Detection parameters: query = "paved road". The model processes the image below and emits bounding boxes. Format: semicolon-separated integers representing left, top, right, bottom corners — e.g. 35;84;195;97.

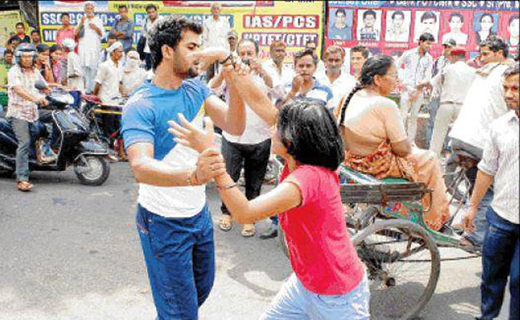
0;163;510;320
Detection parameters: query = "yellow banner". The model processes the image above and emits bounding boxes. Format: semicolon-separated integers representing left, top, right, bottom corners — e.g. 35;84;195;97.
38;1;324;61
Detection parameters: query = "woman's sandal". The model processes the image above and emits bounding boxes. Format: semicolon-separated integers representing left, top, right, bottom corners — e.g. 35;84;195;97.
241;224;256;237
17;181;33;192
219;215;233;232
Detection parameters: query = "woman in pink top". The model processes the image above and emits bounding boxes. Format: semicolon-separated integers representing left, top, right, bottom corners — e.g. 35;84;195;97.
170;99;370;320
49;44;63;84
56;13;76;47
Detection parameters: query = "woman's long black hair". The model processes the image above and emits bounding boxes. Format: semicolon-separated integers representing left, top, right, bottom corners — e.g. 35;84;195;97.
338;55;394;127
278;99;344;171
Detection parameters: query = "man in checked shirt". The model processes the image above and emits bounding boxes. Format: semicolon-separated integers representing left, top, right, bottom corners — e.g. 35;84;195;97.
463;64;519;320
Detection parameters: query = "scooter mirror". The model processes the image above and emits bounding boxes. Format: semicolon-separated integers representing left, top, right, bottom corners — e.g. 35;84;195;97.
35;80;48;91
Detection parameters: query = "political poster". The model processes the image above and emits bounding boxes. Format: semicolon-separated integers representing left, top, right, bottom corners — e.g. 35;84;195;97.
38;0;325;62
326;0;520;61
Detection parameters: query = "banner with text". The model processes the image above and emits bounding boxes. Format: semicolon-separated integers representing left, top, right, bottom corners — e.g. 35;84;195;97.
38;0;325;62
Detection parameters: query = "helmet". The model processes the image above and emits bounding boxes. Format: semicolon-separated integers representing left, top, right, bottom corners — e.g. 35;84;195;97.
14;43;37;66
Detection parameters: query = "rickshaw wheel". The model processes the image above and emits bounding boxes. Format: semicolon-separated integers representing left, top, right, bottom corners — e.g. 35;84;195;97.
352;219;440;320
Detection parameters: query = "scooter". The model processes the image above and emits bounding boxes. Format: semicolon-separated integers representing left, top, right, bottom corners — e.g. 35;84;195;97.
0;82;111;186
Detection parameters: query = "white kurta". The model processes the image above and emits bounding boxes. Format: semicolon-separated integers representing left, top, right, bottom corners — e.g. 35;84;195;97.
77;16;104;68
202;16;230;50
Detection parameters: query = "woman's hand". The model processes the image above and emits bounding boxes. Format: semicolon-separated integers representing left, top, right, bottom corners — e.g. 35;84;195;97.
168;114;215;154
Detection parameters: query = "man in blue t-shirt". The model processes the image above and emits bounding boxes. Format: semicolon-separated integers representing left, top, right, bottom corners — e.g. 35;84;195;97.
121;15;246;319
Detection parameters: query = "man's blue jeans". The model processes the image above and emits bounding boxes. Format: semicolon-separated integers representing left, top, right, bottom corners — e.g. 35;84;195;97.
136;204;215;320
480;207;519;320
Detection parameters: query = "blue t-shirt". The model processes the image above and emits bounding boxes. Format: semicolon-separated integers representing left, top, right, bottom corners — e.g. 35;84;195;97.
121;78;212;218
122;78;211;160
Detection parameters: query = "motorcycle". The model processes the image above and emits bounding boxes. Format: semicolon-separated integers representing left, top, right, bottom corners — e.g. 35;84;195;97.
0;82;111;186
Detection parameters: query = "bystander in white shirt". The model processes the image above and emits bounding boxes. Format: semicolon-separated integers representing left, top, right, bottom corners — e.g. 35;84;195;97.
223;74;271;145
428;59;476;155
430;60;476;105
202;16;230;50
78;15;104;70
449;62;510;149
396;46;434;141
397;47;433;92
262;59;295;102
478;110;519;223
95;43;123;104
316;69;357;111
62;39;84;91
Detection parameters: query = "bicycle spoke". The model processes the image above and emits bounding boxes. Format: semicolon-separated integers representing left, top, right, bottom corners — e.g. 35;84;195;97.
357;224;437;319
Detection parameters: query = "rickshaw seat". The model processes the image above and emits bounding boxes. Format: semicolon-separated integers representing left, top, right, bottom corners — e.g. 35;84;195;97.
339;166;428;204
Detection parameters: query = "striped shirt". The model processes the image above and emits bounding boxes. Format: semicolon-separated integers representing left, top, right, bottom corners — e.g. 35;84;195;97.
478;110;519;224
283;78;334;110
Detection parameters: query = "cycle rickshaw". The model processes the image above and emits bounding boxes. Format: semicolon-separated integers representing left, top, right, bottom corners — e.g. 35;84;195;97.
278;165;479;320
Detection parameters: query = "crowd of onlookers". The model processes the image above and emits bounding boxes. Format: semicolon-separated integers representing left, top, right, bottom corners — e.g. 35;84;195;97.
0;2;153;107
1;2;518;319
1;1;518;231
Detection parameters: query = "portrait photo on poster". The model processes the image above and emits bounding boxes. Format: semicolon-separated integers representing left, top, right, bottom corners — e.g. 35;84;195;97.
328;8;353;40
385;10;411;42
473;12;498;45
414;11;441;43
357;9;382;41
441;12;469;45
